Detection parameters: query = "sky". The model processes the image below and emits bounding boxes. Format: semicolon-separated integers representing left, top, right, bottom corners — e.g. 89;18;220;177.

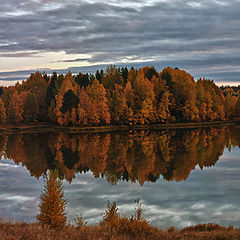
1;0;240;86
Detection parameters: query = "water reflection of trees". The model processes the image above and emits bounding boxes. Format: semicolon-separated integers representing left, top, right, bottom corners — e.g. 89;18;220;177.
0;126;239;185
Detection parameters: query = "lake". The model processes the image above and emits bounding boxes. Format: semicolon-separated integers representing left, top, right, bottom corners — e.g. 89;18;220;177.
0;125;240;229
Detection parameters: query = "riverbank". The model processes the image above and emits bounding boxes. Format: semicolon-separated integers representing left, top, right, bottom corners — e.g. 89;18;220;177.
0;120;237;133
0;221;239;240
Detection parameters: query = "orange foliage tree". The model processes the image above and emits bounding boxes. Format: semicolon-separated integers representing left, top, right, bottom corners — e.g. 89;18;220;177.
36;170;67;229
0;98;6;124
87;78;110;125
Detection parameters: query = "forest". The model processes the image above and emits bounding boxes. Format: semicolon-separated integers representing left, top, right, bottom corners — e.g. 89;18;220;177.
0;65;240;126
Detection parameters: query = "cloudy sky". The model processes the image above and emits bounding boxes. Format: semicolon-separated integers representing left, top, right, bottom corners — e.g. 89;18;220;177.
1;0;240;86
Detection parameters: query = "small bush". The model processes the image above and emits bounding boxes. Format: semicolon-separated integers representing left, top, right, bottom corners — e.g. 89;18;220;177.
73;214;87;228
101;200;152;237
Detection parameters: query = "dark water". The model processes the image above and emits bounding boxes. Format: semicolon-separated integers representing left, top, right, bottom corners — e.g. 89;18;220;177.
0;125;240;228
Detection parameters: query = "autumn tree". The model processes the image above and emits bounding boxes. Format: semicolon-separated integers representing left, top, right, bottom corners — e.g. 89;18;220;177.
53;72;79;125
196;79;215;121
127;67;137;85
110;84;129;124
132;68;155;124
0;98;6;124
160;67;174;92
152;75;166;104
102;65;121;89
196;79;207;120
23;93;38;122
224;93;237;119
36;170;67;229
208;80;225;120
124;81;135;123
197;79;225;121
151;74;171;123
77;88;99;126
234;97;240;117
171;68;199;122
21;72;48;121
6;90;26;124
157;90;171;122
1;86;16;111
87;78;110;125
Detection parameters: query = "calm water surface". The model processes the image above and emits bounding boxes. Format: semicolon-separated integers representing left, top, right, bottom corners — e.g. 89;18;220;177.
0;125;240;228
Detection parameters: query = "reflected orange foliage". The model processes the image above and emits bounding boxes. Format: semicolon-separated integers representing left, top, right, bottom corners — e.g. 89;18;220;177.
1;126;237;184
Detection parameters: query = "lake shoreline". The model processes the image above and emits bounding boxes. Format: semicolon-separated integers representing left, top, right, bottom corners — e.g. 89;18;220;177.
0;120;237;133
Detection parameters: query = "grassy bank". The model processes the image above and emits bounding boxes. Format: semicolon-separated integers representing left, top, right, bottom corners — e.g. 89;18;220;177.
0;120;236;133
0;221;239;240
1;200;239;240
2;200;239;239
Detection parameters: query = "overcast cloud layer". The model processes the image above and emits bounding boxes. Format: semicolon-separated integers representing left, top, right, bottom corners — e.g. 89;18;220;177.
1;0;240;85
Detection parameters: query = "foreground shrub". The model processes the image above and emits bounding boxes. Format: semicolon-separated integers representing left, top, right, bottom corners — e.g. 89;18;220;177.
101;200;153;237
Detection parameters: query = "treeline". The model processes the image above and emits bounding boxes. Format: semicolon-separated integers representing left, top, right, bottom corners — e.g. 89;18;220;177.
1;127;238;184
221;85;240;97
0;65;240;126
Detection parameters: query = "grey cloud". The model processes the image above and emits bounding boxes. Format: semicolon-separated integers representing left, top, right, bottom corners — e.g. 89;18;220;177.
55;58;90;63
0;52;39;57
1;0;240;81
0;77;28;81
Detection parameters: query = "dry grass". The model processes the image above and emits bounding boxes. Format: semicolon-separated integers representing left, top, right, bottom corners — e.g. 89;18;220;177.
1;202;240;240
1;222;240;240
